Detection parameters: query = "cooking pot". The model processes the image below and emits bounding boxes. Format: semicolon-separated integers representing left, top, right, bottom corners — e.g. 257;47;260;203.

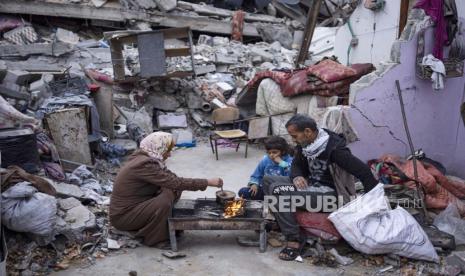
216;190;236;205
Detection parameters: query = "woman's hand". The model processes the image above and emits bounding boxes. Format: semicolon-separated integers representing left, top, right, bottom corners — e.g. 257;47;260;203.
207;178;223;188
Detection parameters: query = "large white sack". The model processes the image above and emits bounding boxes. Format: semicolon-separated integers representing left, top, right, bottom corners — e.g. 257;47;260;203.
1;182;57;236
328;184;439;263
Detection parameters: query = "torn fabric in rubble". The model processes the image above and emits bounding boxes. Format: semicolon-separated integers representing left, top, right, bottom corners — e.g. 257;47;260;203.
422;54;445;90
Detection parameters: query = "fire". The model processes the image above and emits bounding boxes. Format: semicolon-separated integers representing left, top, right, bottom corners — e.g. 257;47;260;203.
223;198;245;218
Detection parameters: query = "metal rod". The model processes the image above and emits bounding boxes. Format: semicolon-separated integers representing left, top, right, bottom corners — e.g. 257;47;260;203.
296;0;322;65
395;80;429;222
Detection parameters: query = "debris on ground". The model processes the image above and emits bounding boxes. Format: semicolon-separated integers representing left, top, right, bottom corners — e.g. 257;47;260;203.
0;0;464;275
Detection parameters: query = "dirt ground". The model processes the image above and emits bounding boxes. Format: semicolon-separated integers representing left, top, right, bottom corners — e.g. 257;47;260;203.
51;143;385;276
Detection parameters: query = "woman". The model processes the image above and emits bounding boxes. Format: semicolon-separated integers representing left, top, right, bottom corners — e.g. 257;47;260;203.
110;131;223;246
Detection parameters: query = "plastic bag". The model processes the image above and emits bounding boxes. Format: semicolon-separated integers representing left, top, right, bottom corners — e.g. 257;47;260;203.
1;182;57;236
433;204;465;245
328;184;439;262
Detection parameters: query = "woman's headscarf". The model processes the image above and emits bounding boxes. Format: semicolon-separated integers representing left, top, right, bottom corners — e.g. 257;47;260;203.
139;132;174;162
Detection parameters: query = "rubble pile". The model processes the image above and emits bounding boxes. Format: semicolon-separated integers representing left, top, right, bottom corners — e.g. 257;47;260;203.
1;0;464;275
0;163;145;275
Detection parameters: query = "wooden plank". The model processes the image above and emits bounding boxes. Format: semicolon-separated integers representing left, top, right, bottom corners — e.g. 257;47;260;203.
177;1;284;24
0;1;260;37
45;108;92;166
165;47;191;57
296;0;322;65
398;0;410;38
0;42;74;57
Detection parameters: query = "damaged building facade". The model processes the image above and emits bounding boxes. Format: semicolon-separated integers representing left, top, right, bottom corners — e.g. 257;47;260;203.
0;0;465;275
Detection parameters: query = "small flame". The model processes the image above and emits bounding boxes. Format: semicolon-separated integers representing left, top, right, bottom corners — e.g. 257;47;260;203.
223;198;245;218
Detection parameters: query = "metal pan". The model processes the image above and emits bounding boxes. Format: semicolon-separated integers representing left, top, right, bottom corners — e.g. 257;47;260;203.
216;190;236;205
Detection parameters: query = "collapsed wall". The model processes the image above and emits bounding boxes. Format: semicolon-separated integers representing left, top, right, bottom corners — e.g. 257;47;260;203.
347;7;465;178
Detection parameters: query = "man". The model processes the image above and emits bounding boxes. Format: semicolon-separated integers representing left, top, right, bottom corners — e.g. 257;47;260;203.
263;114;378;261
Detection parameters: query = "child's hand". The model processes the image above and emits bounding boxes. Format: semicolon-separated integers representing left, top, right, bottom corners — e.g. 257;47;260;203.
249;184;258;196
269;153;283;164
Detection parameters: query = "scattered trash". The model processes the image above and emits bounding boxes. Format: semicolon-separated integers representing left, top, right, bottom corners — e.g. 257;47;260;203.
106;238;121;250
328;248;354;266
162;251;186;259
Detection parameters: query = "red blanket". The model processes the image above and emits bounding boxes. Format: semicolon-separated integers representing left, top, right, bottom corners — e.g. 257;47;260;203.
380;154;465;216
246;60;374;98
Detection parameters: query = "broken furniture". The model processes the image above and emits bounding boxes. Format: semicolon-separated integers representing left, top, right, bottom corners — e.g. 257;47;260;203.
209;107;248;160
44;108;92;166
106;27;195;82
168;199;267;252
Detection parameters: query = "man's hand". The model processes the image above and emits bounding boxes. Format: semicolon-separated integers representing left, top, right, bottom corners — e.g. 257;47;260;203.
293;176;308;190
249;184;258;196
207;178;223;188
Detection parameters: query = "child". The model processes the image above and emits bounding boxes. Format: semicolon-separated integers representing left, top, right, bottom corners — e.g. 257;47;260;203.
238;136;293;200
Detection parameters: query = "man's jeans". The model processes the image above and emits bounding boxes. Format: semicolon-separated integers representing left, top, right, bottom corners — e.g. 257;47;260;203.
263;176;337;241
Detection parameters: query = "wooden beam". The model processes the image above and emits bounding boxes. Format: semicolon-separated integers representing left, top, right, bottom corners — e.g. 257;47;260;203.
296;0;322;65
0;42;74;57
398;0;410;38
177;1;284;24
165;47;191;57
0;0;261;37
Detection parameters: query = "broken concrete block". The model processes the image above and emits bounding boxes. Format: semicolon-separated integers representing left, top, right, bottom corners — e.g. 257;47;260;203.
91;0;108;8
29;74;54;93
270;41;282;52
252;55;263;65
134;0;157;9
0;82;30;100
194;64;216;75
197;34;213;46
111;139;138;153
256;24;293;50
216;65;229;73
56;28;80;45
155;0;176;11
186;92;203;109
146;93;180;111
51;182;85;199
292;30;304;50
250;47;274;62
157;113;188;129
215;82;234;94
3;25;38;45
447;251;465;273
213;36;229;46
215;53;238;65
3;70;32;86
172;129;193;144
64;204;96;232
58;197;82;211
